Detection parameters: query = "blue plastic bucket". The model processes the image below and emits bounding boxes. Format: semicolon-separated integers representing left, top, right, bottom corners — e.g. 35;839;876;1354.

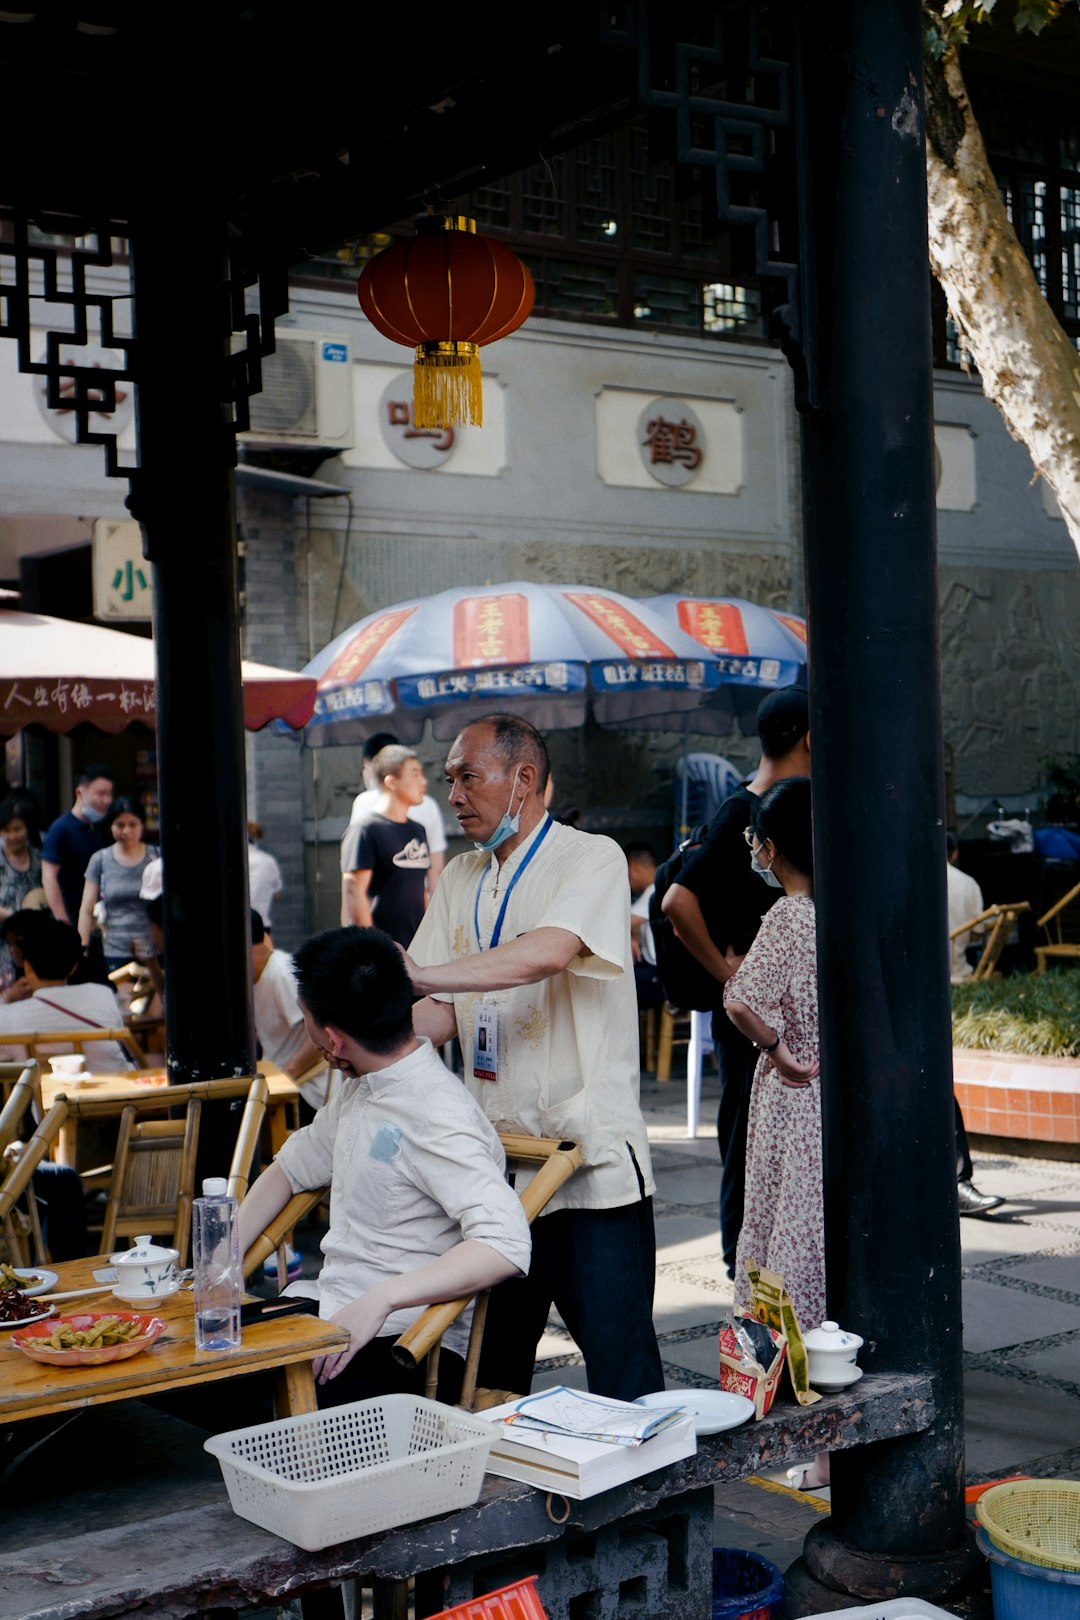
976;1524;1080;1620
711;1547;785;1620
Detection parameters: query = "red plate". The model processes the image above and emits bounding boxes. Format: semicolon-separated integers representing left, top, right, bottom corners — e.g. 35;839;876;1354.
11;1309;167;1366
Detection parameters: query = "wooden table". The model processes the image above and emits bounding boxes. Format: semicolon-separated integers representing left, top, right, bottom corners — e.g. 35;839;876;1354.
40;1064;304;1167
0;1255;347;1426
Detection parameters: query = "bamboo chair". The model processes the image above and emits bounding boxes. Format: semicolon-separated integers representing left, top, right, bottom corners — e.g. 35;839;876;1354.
2;1025;147;1071
0;1090;69;1267
62;1075;269;1265
239;1132;585;1412
1034;878;1080;973
393;1132;584;1412
0;1061;47;1265
950;901;1030;981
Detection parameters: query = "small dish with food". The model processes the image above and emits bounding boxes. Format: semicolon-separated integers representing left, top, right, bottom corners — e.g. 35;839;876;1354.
11;1310;167;1366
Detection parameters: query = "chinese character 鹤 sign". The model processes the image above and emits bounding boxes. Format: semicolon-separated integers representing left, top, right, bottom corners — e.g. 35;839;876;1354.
636;398;706;487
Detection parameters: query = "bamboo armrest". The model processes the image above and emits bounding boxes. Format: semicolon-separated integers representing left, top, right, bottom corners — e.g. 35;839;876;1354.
948;900;1030;942
0;1098;70;1221
392;1138;585;1370
1037;877;1080;929
242;1185;328;1279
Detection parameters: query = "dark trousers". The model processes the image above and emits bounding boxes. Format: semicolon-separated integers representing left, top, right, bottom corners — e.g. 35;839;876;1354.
711;1012;757;1277
314;1334;465;1409
477;1195;664;1401
31;1162;88;1260
955;1097;973;1182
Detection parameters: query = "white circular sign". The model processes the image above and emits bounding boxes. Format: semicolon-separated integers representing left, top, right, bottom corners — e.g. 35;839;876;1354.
637;398;706;487
377;372;458;469
34;340;134;445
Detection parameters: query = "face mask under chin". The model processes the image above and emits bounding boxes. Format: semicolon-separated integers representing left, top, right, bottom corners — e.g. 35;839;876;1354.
473;766;523;854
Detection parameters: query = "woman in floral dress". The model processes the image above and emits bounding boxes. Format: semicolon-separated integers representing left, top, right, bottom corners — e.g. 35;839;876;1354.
723;776;823;1331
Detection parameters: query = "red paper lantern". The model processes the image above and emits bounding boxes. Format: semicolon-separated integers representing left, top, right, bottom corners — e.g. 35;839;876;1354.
357;213;535;429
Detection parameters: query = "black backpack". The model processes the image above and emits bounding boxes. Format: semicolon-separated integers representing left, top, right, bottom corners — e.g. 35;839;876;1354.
648;824;724;1012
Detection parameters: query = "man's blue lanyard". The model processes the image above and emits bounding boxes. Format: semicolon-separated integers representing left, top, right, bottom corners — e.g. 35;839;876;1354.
474;815;555;951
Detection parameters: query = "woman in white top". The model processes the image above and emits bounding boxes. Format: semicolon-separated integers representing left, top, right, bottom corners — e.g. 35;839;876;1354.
77;796;159;976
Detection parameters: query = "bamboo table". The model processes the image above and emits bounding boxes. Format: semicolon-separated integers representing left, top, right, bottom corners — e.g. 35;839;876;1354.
0;1255;347;1425
40;1063;303;1167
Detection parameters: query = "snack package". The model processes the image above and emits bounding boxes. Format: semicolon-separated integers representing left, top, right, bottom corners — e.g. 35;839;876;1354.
719;1311;786;1417
743;1258;821;1407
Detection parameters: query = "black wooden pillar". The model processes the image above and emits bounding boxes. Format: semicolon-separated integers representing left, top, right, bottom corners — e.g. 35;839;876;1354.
789;0;973;1605
129;216;256;1106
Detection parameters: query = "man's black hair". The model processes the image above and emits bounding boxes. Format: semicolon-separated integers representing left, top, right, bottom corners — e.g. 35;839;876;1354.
467;712;551;791
362;731;400;763
946;830;959;858
76;762;115;787
750;776;814;878
250;909;266;945
21;917;83;981
624;841;657;865
755;686;809;762
293;926;415;1055
145;896;164;928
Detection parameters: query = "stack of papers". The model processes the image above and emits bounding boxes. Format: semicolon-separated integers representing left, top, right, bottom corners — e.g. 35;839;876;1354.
480;1387;697;1499
503;1386;686;1447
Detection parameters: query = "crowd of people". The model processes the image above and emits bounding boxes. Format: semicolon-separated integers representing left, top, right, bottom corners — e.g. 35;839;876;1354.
3;699;997;1484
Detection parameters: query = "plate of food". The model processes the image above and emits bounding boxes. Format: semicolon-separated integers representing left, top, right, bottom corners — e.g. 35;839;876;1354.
0;1262;58;1297
635;1388;756;1436
11;1310;167;1366
0;1289;55;1330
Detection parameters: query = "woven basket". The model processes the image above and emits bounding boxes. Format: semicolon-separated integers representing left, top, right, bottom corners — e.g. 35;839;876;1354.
975;1480;1080;1573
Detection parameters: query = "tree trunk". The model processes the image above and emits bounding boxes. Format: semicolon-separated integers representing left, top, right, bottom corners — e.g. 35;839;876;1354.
924;36;1080;556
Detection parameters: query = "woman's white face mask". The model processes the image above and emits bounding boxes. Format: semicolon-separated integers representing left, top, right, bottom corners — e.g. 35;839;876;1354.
751;844;783;889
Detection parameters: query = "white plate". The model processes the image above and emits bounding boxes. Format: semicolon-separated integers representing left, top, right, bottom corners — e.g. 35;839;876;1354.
0;1303;55;1330
635;1389;755;1436
2;1267;58;1298
811;1364;864;1394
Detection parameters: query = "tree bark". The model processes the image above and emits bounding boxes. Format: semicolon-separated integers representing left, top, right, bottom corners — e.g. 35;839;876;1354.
924;35;1080;556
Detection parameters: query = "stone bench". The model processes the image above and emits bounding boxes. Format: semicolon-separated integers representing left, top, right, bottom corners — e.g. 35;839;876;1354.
0;1373;933;1620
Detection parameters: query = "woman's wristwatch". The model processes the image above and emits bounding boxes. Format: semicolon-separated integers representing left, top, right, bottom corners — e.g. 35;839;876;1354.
755;1033;781;1053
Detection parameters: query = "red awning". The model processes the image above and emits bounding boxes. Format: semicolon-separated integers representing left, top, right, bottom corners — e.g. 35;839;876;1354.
0;610;315;735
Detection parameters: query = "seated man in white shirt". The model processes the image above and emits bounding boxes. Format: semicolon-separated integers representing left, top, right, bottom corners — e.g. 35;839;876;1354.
237;925;531;1407
0;914;129;1071
251;910;329;1110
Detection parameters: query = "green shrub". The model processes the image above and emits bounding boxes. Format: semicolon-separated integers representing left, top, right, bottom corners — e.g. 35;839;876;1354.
953;969;1080;1058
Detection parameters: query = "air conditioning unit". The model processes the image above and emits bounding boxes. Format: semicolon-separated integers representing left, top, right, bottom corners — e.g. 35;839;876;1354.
241;332;354;451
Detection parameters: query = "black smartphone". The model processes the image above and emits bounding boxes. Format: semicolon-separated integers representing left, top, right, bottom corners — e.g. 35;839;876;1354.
240;1295;321;1325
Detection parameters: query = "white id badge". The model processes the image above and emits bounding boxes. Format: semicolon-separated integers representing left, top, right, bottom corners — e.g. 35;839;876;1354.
473;1004;499;1082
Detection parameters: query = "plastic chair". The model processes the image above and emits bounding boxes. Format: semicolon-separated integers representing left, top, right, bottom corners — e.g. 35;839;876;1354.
673;752;740;840
656;1005;716;1137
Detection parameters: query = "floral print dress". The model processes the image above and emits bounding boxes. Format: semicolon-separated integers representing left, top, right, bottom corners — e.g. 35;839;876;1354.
723;893;825;1331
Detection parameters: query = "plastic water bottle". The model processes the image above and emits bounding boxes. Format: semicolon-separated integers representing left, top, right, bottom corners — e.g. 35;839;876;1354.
192;1177;242;1351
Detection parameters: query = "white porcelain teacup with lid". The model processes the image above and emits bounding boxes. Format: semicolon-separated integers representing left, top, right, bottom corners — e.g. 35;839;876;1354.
802;1320;864;1390
112;1234;181;1301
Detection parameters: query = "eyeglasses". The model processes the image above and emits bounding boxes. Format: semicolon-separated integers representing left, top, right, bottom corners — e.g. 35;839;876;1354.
742;827;757;848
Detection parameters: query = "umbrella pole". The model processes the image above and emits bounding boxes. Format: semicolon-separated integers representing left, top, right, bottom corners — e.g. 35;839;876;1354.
679;714;689;842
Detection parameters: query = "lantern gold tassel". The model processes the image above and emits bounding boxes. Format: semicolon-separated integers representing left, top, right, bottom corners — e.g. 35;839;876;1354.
413;340;483;429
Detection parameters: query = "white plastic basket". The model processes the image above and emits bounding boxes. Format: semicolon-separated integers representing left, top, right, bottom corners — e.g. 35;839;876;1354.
204;1394;494;1551
811;1603;957;1618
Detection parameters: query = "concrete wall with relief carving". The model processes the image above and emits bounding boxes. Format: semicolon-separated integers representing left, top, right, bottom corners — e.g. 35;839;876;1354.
934;374;1080;809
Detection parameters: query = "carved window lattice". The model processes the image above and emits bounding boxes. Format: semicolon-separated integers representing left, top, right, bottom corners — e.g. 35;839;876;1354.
0;209;288;482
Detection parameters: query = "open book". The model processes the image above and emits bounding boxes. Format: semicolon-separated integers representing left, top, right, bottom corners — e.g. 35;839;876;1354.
501;1385;687;1447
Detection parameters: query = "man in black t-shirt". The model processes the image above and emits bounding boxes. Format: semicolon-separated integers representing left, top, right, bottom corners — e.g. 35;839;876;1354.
662;687;810;1276
339;746;430;947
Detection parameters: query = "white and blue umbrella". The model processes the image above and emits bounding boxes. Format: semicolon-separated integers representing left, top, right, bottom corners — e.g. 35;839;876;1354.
298;581;731;747
642;594;808;735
